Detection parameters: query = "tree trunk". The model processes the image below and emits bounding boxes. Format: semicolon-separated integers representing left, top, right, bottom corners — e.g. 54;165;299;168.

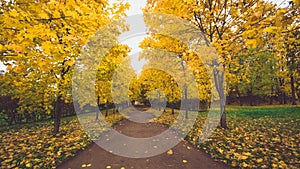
105;101;108;117
213;64;227;129
184;85;188;119
283;92;287;104
290;74;296;105
279;76;286;105
96;95;100;120
158;93;161;111
116;104;119;113
171;88;175;115
163;97;166;113
237;89;242;106
219;84;227;129
248;89;253;106
54;95;62;134
269;96;273;105
220;104;227;129
171;102;175;115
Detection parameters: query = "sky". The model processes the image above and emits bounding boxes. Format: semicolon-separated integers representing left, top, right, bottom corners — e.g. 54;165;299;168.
0;0;288;72
114;0;148;74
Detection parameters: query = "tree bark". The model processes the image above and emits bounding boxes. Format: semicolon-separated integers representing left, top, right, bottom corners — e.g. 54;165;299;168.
184;85;188;119
283;92;287;104
219;81;227;129
290;74;296;105
53;95;62;134
269;96;273;105
213;64;227;129
158;93;161;111
96;95;100;120
163;97;166;113
116;104;119;113
220;104;227;129
171;102;175;115
237;89;242;106
269;86;274;105
105;101;108;117
171;88;175;115
247;89;253;106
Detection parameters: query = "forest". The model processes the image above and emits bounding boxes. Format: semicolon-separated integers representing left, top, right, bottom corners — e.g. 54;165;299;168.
0;0;299;168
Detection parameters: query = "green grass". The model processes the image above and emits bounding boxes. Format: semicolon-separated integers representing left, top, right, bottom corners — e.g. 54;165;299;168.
154;105;300;169
1;106;299;168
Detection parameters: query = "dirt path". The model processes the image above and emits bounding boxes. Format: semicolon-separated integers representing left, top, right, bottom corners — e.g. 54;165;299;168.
58;110;228;169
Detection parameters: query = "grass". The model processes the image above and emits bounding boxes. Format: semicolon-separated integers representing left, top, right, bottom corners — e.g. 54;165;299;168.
0;106;299;168
153;105;300;168
0;109;123;169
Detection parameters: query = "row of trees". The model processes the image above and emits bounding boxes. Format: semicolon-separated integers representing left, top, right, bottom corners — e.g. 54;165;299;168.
0;0;131;133
0;0;299;132
134;0;299;128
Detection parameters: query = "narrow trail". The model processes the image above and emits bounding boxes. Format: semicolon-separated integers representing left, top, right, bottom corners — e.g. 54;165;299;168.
58;108;228;169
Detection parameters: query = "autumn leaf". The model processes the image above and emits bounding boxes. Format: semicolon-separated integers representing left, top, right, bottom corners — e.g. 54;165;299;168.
167;149;173;155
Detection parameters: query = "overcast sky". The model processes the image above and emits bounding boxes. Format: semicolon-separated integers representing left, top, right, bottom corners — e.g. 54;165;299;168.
114;0;148;74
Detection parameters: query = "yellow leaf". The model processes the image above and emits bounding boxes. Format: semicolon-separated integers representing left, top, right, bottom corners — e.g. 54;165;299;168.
106;166;111;169
10;10;18;17
182;160;188;163
246;39;257;48
231;161;237;167
167;149;173;155
217;148;224;154
242;152;251;156
25;162;31;168
240;155;248;160
263;27;278;33
242;162;248;167
256;158;263;163
66;59;74;66
82;164;87;168
39;12;49;18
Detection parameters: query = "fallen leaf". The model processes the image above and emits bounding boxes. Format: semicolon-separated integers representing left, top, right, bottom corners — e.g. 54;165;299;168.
182;160;188;163
167;149;173;155
256;158;263;163
217;148;224;154
25;163;31;168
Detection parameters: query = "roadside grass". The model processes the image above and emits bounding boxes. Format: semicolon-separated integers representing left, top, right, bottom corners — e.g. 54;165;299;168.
1;106;299;168
154;106;300;169
0;109;123;169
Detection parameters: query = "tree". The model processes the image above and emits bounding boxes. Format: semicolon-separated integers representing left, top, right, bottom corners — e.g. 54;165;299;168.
236;51;278;106
95;44;133;117
274;1;299;105
0;0;129;133
143;0;282;128
137;68;181;113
